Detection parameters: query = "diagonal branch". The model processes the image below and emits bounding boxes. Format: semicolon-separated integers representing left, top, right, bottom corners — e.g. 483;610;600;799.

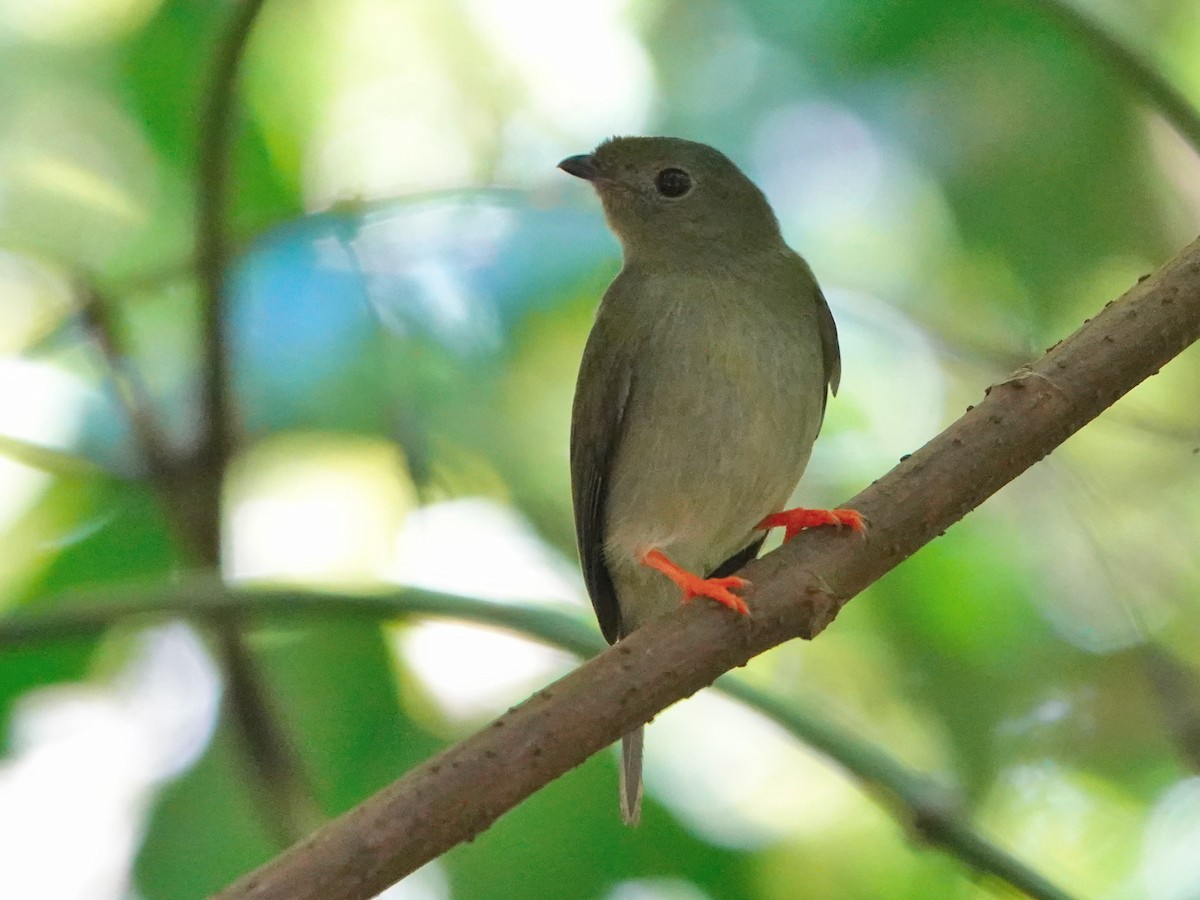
721;681;1075;900
1012;0;1200;153
74;278;176;475
215;237;1200;900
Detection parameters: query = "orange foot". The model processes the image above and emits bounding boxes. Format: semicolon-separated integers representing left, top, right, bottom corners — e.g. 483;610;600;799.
641;549;749;615
758;507;866;543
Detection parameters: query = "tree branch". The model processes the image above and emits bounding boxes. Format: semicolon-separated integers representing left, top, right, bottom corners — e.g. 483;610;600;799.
194;0;266;540
722;682;1076;900
194;0;318;846
0;582;1074;899
0;583;602;657
1012;0;1200;152
73;278;175;476
210;238;1200;899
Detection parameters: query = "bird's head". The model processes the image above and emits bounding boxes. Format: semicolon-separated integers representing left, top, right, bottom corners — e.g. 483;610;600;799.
559;136;781;263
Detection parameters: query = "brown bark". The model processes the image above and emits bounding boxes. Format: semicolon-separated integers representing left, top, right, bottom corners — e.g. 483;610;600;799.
215;237;1200;900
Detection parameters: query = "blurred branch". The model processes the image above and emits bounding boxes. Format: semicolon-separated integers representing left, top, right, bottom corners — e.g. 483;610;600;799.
73;279;175;475
193;0;318;848
0;581;1073;900
1014;0;1200;153
208;236;1200;898
71;277;226;549
724;683;1075;900
1142;646;1200;772
0;582;603;657
195;0;267;532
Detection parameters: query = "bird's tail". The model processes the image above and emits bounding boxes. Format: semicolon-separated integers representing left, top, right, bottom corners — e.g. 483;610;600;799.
619;727;644;826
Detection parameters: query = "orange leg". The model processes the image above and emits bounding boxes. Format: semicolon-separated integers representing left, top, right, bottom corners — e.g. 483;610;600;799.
758;507;866;543
641;549;750;615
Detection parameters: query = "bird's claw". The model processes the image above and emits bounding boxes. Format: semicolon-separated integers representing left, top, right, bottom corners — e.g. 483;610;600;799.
680;575;750;615
759;507;866;542
641;549;751;615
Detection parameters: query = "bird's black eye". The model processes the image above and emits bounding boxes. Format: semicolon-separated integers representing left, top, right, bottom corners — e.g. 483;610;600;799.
654;167;692;198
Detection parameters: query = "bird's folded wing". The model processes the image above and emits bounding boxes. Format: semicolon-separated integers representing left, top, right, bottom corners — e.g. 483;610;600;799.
570;316;635;644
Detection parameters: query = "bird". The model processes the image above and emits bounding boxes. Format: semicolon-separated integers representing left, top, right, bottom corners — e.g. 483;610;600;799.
560;136;863;825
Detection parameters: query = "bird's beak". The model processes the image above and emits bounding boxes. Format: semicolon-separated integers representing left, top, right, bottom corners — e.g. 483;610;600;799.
558;153;599;181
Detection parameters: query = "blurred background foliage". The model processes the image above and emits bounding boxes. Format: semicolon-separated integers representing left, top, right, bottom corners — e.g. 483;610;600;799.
0;0;1199;897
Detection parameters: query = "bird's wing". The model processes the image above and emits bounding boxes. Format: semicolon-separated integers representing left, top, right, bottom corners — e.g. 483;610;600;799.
708;536;767;579
814;283;842;397
787;252;842;399
570;298;636;645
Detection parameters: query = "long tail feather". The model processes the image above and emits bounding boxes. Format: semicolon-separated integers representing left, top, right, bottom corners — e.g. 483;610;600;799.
619;727;644;825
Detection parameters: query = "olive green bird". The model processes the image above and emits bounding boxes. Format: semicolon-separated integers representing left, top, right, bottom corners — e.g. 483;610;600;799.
560;136;864;825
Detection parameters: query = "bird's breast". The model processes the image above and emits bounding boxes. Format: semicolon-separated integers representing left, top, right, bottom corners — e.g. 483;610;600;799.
603;280;826;589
